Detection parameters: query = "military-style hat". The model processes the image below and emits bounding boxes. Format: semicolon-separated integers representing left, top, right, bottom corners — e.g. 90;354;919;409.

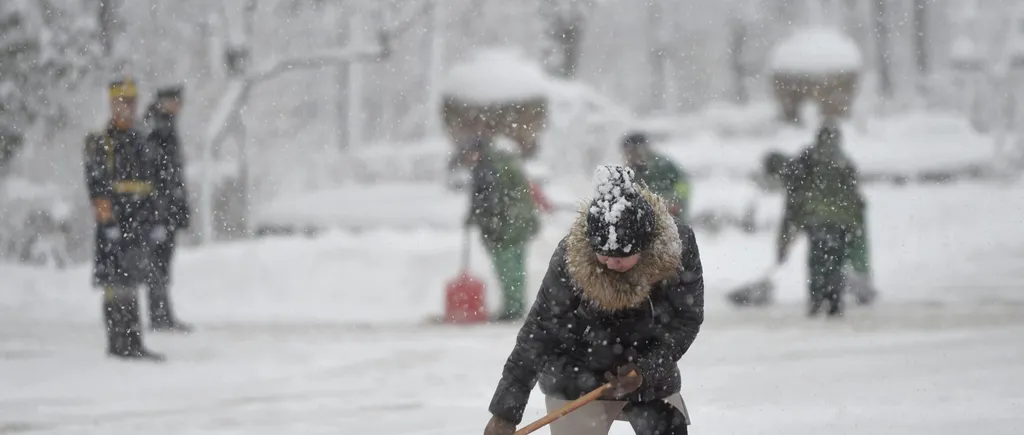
156;85;183;100
108;77;138;99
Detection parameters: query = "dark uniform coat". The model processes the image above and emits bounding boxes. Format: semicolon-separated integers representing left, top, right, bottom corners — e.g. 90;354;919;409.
145;105;190;230
84;123;168;287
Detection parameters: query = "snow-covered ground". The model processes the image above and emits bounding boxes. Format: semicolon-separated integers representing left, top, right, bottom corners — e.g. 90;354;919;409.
2;175;1024;434
3;104;1024;434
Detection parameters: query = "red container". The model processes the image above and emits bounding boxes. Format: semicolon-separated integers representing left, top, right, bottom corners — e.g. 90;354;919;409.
529;181;553;213
444;272;489;324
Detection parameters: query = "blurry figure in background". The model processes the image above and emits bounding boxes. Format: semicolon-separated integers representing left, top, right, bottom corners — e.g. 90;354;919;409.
457;136;540;322
776;121;869;317
84;77;165;361
143;85;193;333
762;147;877;307
622;132;692;227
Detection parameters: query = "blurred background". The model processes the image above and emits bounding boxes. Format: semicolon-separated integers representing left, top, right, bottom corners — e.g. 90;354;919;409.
2;0;1024;434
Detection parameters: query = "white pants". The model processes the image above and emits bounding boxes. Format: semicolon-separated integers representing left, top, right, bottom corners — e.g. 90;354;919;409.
544;393;690;435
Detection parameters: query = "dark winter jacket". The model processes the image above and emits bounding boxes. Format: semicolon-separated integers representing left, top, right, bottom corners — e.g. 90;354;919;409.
488;187;704;425
467;148;539;246
145;105;191;230
779;141;863;234
84;123;168;287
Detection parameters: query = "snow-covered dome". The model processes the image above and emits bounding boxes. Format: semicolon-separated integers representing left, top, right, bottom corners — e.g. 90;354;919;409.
950;36;985;66
442;48;550;104
769;27;863;75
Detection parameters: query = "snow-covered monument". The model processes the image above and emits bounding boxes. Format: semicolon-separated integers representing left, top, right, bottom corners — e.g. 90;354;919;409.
439;48;633;181
768;26;864;124
440;50;549;158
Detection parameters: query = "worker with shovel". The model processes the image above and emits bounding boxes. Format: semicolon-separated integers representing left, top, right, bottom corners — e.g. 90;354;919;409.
484;165;703;435
728;122;877;310
457;136;541;322
775;122;867;316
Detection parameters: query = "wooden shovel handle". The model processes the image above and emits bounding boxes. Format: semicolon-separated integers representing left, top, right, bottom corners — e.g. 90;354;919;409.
513;371;638;435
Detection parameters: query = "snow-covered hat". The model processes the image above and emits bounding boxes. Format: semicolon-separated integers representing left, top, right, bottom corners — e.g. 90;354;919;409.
586;165;655;257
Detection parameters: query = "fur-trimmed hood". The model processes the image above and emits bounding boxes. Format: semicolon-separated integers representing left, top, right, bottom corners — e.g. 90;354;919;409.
565;186;683;311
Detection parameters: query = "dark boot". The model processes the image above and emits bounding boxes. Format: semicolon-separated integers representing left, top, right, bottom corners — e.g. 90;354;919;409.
148;284;193;333
623;400;689;435
807;296;826;317
827;296;845;317
104;287;165;362
147;236;192;333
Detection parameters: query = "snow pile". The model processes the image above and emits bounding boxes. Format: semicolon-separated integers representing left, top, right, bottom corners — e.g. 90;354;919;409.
589;165;637;252
442;48;551;104
769;27;863;74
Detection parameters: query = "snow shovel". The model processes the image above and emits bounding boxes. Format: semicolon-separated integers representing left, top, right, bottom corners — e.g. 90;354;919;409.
441;223;489;324
514;371;639;435
726;263;779;307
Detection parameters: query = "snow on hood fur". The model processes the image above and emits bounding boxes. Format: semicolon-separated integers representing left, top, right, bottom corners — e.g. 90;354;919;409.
565;186;683;311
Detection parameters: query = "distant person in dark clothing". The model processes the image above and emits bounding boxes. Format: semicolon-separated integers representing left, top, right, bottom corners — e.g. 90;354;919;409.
84;77;165;360
776;121;867;316
143;85;193;332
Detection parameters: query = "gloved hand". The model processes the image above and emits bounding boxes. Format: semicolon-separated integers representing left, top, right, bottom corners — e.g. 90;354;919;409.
483;415;516;435
600;362;643;400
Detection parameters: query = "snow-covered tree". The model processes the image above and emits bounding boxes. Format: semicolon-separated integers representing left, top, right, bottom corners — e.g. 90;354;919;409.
538;0;595;79
0;0;100;170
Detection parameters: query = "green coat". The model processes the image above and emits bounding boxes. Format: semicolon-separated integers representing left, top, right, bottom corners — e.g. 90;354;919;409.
778;144;866;265
467;149;539;246
634;153;691;222
781;145;863;229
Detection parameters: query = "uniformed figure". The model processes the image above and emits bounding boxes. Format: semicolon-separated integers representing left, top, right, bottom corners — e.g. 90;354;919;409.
143;86;193;332
84;77;166;361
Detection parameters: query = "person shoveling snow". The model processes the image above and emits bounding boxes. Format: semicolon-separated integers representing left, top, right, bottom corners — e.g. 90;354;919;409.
484;165;702;435
728;121;878;315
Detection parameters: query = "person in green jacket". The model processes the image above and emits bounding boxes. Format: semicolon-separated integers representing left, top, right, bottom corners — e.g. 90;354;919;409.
764;146;876;307
456;137;540;321
622;132;692;226
775;122;866;316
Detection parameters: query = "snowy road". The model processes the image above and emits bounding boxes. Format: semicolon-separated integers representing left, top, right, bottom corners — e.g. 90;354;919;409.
2;181;1024;434
3;303;1024;435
